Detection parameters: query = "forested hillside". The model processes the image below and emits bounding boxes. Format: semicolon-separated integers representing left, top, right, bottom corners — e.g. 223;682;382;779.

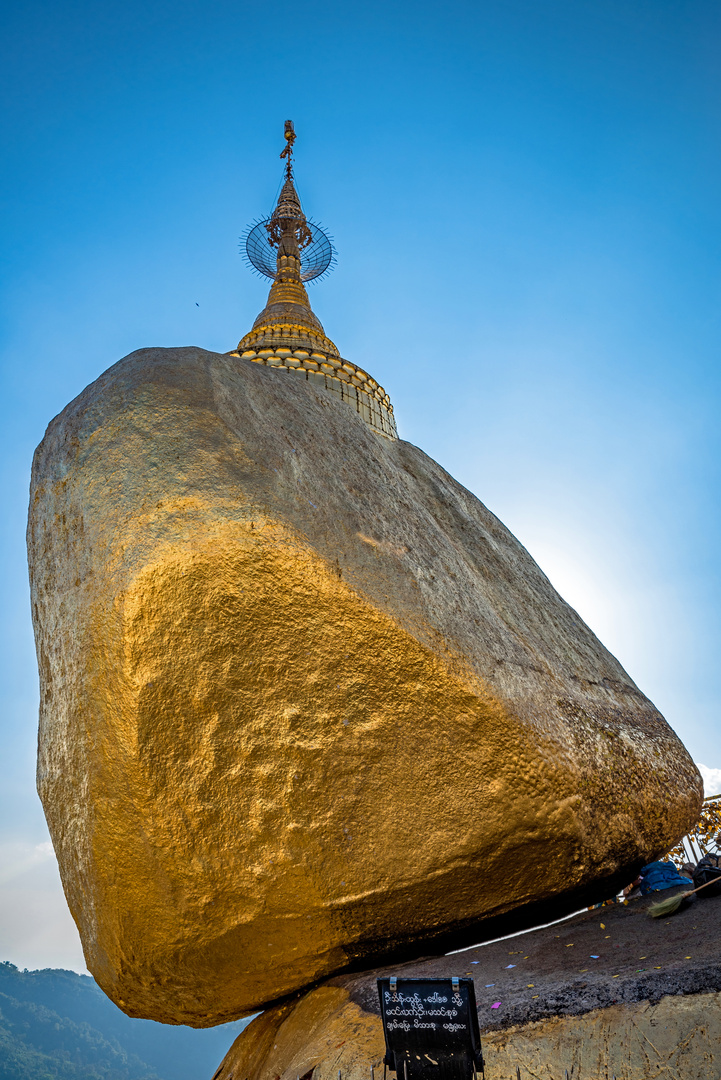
0;963;250;1080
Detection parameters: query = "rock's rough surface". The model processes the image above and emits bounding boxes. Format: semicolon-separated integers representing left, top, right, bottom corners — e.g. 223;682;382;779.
217;990;721;1080
28;347;701;1025
216;895;721;1080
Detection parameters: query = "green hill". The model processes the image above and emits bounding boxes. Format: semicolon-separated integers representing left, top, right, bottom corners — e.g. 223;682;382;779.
0;963;250;1080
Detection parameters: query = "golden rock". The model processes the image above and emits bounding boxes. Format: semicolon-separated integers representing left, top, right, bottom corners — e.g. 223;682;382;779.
28;346;701;1025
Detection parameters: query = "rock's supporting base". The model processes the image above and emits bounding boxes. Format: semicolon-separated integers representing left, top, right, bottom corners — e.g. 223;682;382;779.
216;989;721;1080
484;993;721;1079
216;896;721;1080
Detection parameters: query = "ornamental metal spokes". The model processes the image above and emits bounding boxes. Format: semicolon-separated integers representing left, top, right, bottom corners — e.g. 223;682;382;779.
240;120;337;283
242;215;336;282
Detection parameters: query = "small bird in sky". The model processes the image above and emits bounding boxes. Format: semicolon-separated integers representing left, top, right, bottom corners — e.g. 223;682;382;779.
195;302;199;306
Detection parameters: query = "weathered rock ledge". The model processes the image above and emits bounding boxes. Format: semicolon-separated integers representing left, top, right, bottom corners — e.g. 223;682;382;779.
217;892;721;1080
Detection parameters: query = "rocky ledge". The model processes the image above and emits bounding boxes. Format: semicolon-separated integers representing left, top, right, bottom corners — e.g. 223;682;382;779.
217;891;721;1080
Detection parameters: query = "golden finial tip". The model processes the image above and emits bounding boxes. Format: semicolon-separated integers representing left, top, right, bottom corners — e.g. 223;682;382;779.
280;120;296;162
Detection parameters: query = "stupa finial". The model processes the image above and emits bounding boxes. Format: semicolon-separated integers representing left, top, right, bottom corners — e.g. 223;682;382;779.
279;119;296;180
265;124;312;282
237;120;337;355
241;121;335;288
232;123;397;440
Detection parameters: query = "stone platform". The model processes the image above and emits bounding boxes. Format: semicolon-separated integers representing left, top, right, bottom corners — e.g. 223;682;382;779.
216;891;721;1080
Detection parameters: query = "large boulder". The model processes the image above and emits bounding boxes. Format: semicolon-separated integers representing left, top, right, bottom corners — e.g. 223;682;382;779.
27;347;701;1025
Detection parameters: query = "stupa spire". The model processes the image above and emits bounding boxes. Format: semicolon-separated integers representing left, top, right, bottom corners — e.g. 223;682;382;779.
232;122;398;440
237;121;334;354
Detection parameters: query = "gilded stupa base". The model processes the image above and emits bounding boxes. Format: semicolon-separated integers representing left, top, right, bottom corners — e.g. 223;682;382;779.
229;331;397;440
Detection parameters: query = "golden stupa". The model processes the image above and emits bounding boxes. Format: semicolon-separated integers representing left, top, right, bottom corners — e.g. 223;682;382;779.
230;122;397;439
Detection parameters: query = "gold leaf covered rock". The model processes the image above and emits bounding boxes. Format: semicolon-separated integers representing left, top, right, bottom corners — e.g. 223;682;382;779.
27;346;701;1025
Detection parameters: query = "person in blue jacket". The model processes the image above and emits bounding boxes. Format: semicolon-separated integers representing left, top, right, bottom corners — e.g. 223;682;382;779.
639;861;690;895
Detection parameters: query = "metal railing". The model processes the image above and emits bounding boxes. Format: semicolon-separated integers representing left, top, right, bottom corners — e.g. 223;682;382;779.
666;793;721;867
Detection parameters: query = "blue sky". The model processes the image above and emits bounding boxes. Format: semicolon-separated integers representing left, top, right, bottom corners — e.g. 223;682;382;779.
1;0;720;972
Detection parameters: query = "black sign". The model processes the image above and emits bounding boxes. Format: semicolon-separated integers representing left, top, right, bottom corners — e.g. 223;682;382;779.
377;977;484;1080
